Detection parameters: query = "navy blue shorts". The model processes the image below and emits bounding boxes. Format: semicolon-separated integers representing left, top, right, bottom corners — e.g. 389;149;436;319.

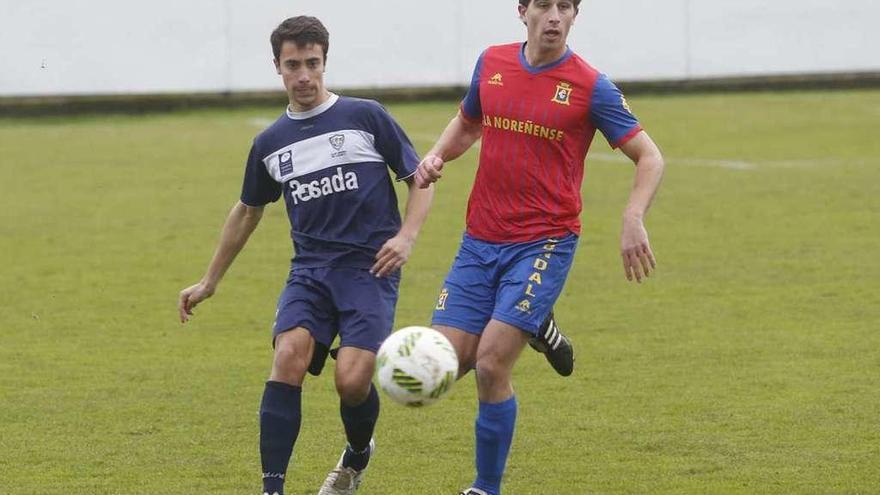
432;233;578;336
273;267;400;353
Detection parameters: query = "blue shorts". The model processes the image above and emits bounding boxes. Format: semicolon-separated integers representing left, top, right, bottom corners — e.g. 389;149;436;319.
431;233;578;336
273;267;400;353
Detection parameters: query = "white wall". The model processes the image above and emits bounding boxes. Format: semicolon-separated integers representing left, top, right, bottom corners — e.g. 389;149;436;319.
1;0;878;97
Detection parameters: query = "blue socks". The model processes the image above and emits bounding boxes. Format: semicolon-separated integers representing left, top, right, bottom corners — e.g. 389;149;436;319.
260;381;302;495
473;396;518;495
340;384;380;471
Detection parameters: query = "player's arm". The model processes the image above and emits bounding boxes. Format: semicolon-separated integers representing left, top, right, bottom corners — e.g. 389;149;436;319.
367;102;438;277
371;180;435;277
415;50;486;189
618;131;665;283
414;111;483;189
433;111;484;160
178;201;264;322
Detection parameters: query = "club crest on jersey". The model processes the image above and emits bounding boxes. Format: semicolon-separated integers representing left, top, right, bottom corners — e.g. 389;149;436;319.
551;81;573;106
329;134;346;158
488;72;504;86
279;151;294;176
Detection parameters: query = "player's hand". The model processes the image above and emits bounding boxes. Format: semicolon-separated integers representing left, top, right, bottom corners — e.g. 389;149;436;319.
371;234;415;278
414;154;444;189
620;216;656;283
178;282;215;323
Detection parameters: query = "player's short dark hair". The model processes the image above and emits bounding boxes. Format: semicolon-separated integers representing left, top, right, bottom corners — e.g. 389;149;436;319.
270;16;329;62
518;0;581;9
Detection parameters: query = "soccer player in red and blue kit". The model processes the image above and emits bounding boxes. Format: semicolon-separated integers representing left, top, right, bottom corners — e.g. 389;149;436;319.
178;17;433;495
414;1;665;493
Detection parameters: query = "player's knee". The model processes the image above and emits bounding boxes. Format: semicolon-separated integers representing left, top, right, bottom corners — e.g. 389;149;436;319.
335;372;372;405
271;340;310;384
476;357;502;381
474;353;510;388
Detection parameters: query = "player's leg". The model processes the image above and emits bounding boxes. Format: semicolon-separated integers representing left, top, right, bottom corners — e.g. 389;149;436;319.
261;327;315;495
318;347;379;495
468;320;530;495
459;234;578;495
432;234;499;377
318;268;396;495
335;347;379;467
434;325;480;378
263;270;336;495
528;310;575;376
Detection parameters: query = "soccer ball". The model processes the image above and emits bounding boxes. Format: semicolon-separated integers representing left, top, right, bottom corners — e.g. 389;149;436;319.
376;326;459;407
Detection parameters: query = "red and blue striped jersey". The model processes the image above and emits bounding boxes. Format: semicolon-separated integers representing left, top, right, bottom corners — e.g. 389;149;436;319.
460;42;642;242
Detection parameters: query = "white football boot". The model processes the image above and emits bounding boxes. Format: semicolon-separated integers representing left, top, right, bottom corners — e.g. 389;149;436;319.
459;489;489;495
317;438;375;495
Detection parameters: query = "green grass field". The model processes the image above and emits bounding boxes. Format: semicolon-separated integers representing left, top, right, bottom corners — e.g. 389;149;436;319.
1;89;879;494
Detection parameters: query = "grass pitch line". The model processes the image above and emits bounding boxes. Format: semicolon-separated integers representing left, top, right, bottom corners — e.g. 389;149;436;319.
589;152;844;170
590;151;757;170
250;125;830;170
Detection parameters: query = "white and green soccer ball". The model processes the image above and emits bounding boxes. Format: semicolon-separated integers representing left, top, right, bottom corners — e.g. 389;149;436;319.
376;326;459;407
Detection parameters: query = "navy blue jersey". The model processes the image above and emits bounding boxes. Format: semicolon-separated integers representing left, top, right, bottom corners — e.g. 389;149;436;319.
241;94;419;269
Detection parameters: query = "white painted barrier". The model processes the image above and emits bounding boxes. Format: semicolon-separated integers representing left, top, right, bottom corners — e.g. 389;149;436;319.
2;0;877;97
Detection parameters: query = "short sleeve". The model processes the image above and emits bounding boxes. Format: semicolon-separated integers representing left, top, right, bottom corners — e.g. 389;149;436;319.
590;74;642;149
367;103;420;181
460;51;486;123
239;142;282;206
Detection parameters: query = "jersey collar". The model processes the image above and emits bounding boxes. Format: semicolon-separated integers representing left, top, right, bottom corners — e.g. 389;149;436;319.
519;42;573;74
286;92;339;120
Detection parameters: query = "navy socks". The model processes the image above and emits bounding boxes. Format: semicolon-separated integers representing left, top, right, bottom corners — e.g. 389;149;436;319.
340;384;380;471
259;381;303;495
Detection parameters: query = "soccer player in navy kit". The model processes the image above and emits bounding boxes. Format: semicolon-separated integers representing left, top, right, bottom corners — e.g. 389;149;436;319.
177;17;433;495
415;1;665;494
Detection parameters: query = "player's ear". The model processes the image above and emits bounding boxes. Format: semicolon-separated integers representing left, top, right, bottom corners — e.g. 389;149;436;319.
273;58;281;75
518;4;527;25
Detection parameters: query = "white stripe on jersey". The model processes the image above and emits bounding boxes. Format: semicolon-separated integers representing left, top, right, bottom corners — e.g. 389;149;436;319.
262;130;384;183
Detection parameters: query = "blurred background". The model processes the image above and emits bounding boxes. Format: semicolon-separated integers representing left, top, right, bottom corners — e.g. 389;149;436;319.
3;0;879;102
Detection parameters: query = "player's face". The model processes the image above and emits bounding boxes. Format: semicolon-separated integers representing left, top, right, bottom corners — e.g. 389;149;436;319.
274;41;329;112
519;0;577;53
